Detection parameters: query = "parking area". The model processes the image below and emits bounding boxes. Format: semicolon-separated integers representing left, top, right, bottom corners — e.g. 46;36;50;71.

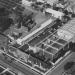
0;65;16;75
0;66;5;73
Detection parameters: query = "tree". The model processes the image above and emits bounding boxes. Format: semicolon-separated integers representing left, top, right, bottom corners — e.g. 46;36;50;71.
64;61;75;71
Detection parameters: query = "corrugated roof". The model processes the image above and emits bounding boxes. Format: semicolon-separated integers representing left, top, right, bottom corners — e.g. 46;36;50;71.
61;18;75;34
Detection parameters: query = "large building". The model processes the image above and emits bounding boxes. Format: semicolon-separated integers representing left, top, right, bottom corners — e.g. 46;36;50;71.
0;0;75;75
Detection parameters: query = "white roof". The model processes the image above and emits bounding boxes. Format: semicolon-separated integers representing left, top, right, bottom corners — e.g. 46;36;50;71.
16;18;54;45
45;8;64;19
37;0;45;3
57;29;74;41
57;18;75;41
61;18;75;34
46;0;58;6
22;0;32;6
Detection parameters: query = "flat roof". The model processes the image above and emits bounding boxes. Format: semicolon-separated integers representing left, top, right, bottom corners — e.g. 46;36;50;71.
45;8;64;19
60;18;75;34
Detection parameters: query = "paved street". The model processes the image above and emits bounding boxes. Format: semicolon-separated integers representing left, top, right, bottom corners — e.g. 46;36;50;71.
50;52;75;75
0;53;40;75
0;51;72;75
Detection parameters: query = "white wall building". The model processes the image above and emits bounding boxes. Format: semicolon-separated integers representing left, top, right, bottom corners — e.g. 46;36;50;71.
45;8;64;19
46;0;58;6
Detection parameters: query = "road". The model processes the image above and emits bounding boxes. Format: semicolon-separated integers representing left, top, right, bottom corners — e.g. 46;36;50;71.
49;52;75;75
0;53;40;75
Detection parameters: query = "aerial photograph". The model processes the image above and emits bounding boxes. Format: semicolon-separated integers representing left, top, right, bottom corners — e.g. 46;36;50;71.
0;0;75;75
